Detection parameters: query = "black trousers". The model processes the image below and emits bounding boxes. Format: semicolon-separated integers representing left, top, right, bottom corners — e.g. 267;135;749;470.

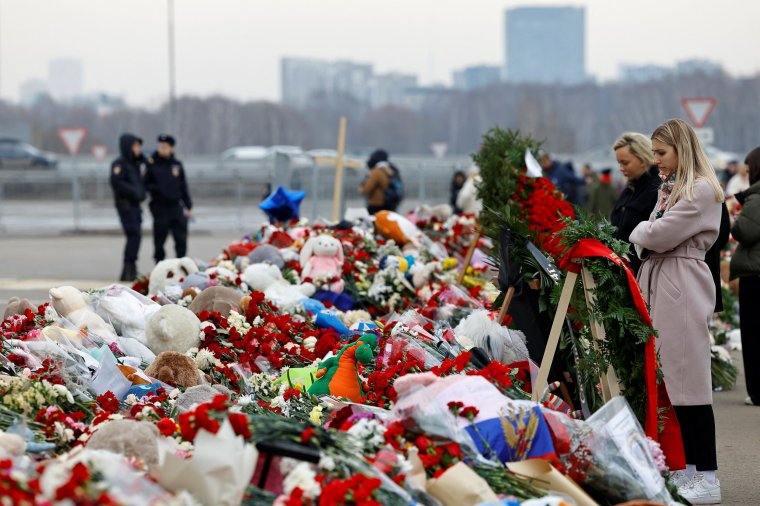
150;203;187;262
740;275;760;405
117;206;142;263
673;405;717;471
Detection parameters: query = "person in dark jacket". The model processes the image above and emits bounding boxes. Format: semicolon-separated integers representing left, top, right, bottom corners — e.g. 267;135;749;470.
729;146;760;406
110;133;146;281
705;203;730;312
450;171;466;214
587;168;618;219
609;132;661;276
144;134;192;262
540;153;585;206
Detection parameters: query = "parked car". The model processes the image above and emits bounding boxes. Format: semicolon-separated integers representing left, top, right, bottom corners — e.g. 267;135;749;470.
221;146;270;161
0;139;57;168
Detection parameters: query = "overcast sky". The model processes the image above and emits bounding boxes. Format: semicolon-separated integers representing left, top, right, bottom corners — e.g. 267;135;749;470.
2;0;759;106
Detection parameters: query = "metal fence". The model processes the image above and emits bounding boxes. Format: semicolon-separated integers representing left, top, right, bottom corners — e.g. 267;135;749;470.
0;155;472;234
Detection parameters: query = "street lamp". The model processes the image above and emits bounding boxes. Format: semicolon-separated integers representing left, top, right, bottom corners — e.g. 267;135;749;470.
167;0;176;131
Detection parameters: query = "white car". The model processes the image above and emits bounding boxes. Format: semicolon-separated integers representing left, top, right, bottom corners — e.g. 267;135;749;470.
221;146;270;161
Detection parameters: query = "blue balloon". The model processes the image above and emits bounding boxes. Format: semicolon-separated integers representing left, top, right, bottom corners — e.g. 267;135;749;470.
259;186;306;224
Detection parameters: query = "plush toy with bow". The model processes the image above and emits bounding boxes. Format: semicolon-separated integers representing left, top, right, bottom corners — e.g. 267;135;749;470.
308;333;378;402
300;234;345;292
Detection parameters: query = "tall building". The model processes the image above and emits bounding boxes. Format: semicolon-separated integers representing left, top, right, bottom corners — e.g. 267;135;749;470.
452;65;501;91
48;59;84;101
281;57;373;108
369;72;418;108
504;7;586;85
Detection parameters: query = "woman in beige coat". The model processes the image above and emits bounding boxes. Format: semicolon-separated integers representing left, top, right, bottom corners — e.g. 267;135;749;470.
630;119;724;504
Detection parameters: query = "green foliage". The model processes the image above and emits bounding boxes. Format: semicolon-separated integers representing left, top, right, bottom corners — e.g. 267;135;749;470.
472;128;542;233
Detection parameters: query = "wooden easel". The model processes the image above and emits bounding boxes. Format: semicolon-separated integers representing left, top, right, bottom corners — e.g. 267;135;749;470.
531;261;621;403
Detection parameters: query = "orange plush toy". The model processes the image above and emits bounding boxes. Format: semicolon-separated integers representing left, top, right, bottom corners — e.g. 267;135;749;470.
374;211;423;248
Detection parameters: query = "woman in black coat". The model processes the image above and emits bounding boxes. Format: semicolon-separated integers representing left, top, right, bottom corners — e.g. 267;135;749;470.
610;133;661;276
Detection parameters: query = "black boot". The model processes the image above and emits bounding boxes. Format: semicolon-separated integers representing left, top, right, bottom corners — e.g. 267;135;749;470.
120;262;137;282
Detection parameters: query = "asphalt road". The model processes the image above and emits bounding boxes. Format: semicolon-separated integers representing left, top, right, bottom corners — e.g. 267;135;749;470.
0;232;758;505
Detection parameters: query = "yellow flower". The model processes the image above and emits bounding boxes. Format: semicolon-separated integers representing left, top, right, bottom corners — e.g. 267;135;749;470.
309;406;323;425
442;258;458;270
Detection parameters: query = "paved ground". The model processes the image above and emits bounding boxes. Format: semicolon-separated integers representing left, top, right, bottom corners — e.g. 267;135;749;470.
0;232;758;505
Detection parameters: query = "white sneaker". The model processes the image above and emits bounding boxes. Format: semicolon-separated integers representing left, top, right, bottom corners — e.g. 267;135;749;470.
669;470;693;488
745;396;757;406
679;474;721;505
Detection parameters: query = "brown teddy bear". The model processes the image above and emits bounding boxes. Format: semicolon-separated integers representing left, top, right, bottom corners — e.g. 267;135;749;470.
188;285;244;317
144;351;202;388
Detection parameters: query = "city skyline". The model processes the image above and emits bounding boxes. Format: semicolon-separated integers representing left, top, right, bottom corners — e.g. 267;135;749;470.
1;0;759;106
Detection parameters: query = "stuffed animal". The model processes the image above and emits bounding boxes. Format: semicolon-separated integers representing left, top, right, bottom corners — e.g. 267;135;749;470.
181;272;213;292
145;304;201;355
375;211;424;248
188;286;243;317
308;333;378;402
145;351;202;388
3;297;36;320
300;235;345;292
90;284;160;344
149;257;199;295
86;419;159;466
49;286;118;341
249;244;285;269
454;309;529;364
242;263;315;311
0;430;26;458
175;384;233;413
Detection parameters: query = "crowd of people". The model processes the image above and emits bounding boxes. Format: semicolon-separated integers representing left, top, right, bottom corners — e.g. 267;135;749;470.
110;133;193;282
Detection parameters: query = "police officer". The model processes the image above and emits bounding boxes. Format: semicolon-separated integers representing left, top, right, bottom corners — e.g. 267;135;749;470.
110;133;147;281
144;134;192;262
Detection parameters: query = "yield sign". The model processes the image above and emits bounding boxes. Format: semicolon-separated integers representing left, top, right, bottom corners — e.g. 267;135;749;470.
57;127;88;155
91;144;108;161
681;98;716;128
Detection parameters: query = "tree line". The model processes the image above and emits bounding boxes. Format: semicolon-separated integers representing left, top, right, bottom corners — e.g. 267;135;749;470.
2;71;758;157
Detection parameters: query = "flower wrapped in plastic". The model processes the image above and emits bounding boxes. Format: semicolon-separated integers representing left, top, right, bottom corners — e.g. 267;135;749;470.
420;285;484;327
542;396;673;504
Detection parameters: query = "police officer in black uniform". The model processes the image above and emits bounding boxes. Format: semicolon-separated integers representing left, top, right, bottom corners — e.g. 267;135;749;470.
110;133;146;282
144;134;193;262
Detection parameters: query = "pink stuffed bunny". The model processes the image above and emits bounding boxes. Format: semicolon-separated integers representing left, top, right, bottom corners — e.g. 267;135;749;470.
300;235;345;292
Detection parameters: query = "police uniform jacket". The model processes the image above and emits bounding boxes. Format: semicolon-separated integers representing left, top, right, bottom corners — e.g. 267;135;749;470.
145;152;192;210
110;134;146;209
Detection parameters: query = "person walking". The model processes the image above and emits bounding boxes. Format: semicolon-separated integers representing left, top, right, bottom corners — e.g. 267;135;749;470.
610;132;661;276
630;118;724;504
360;149;395;215
110;133;146;281
729;146;760;407
456;165;482;216
144;134;192;262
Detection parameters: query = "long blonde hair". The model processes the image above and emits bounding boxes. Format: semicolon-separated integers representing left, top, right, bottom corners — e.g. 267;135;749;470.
651;118;724;208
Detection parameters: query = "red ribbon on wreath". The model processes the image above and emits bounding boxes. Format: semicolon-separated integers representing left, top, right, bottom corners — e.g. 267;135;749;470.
559;238;686;470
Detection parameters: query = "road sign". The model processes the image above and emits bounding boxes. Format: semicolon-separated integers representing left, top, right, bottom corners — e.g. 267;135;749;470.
91;144;108;161
681;97;716;128
694;127;714;145
58;128;88;155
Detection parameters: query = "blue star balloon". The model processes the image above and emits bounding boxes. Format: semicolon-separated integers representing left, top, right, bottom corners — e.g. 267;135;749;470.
259;186;306;224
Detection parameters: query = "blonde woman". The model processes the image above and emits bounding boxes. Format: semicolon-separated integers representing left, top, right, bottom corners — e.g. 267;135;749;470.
630;118;724;504
610;132;661;275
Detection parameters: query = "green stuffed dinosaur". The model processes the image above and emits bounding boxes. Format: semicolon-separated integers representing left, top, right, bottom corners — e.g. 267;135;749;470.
308;333;378;402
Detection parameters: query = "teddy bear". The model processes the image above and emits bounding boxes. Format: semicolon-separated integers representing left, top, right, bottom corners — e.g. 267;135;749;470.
175;384;233;413
49;285;124;346
86;419;160;466
300;234;345;292
145;304;201;355
145;351;202;388
374;210;424;248
248;244;285;269
3;297;36;320
454;309;529;365
188;285;244;317
90;284;160;344
148;257;199;296
241;263;315;311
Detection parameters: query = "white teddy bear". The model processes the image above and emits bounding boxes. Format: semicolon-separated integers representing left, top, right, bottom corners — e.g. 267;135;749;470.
454;309;529;364
49;286;156;363
242;263;315;311
149;257;199;296
145;304;201;355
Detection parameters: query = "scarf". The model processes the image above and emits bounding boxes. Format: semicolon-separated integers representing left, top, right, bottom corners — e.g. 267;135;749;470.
655;171;677;219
